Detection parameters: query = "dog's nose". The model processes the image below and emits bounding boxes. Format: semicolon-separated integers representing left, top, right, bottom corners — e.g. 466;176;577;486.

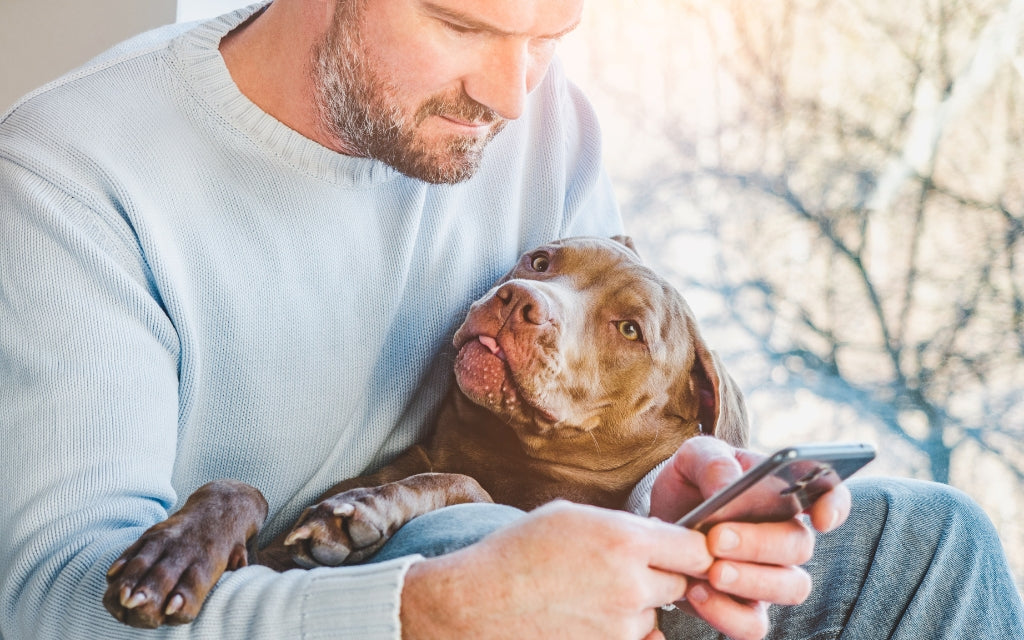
496;281;551;325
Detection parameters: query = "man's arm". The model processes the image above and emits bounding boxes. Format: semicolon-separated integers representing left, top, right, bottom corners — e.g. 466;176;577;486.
400;501;713;640
0;159;418;639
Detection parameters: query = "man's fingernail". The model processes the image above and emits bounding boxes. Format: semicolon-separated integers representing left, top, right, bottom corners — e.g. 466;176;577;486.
689;584;710;604
717;527;740;551
827;508;841;531
718;562;738;585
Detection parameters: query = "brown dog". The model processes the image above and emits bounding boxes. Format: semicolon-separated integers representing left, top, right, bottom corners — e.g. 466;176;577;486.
104;236;748;627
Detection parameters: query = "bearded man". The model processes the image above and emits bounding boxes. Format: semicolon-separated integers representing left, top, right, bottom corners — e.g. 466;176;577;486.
2;2;1021;639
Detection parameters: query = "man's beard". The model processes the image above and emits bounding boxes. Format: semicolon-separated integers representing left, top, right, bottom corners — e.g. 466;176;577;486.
312;4;507;184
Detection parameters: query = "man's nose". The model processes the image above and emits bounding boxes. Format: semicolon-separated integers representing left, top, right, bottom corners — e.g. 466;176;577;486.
463;40;544;121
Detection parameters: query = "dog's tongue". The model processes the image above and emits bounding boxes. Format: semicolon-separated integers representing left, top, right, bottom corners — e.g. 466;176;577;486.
477;335;505;360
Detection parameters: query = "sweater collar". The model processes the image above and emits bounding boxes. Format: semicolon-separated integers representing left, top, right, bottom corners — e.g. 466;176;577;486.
170;1;402;188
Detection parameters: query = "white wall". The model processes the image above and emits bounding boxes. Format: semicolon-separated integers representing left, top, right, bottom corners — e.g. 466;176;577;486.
177;0;254;23
0;0;176;111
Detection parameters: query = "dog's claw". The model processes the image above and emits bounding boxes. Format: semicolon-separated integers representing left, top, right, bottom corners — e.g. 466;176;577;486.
107;558;126;578
123;590;148;610
165;594;184;616
284;526;313;546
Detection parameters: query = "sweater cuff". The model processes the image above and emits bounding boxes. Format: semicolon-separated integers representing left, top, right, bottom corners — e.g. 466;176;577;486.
301;554;423;640
625;458;670;517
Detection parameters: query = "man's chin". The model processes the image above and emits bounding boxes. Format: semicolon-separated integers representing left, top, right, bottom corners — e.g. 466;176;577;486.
386;140;489;184
402;120;507;184
414;157;483;184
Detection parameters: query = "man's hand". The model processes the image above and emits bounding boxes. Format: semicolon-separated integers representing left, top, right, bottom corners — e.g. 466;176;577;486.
400;500;714;640
648;436;853;640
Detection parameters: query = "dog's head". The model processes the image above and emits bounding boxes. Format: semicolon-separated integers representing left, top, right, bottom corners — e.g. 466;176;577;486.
452;236;748;469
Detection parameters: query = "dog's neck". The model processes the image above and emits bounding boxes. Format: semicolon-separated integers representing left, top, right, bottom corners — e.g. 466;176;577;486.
444;390;694;476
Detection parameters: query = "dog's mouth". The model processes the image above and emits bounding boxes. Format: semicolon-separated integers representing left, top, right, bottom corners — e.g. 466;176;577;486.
476;335;506;361
453;334;560;425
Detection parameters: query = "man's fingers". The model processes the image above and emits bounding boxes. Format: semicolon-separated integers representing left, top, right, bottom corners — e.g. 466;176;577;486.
649;437;728;520
644;517;713;577
651;437;782;524
706;518;815;565
651;436;748;522
685;580;770;640
643;568;689;609
679;437;745;497
806;483;852;532
708;561;812;605
641;627;666;640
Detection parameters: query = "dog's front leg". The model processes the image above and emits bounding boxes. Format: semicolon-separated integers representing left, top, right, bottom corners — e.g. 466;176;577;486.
282;472;492;567
103;480;268;628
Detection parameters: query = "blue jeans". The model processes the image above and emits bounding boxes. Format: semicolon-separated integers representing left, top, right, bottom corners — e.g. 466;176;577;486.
370;478;1024;639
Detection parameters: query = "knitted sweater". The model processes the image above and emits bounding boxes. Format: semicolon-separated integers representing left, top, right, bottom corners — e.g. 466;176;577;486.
0;4;622;639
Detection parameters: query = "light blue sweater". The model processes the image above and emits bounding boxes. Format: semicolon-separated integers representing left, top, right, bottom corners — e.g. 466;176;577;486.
0;3;621;638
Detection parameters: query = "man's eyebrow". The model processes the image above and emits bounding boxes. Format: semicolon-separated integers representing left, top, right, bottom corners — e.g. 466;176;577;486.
421;2;582;39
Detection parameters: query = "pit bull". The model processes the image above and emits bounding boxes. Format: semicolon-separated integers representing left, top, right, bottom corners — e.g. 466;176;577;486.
104;235;749;628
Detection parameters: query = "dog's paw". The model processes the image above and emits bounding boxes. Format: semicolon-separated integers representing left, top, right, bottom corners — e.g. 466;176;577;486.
284;486;405;568
104;523;248;628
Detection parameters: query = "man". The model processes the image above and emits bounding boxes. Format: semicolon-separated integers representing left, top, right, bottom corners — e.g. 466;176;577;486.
1;1;1020;639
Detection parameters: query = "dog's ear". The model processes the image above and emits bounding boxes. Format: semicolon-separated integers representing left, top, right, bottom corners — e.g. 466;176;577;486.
610;235;639;256
691;341;749;447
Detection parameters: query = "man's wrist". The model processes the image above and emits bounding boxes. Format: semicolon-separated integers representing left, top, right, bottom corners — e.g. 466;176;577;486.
400;555;465;640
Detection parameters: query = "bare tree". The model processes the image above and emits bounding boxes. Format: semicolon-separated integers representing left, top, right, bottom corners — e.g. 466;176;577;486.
566;0;1024;581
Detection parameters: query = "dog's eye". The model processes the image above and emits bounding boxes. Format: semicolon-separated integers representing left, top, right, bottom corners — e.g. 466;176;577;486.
530;254;550;272
616;321;643;342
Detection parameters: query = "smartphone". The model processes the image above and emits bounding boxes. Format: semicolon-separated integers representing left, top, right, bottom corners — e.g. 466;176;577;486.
675;442;876;532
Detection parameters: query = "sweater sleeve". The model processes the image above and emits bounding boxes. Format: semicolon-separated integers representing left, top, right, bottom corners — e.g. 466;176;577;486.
0;159;418;639
624;459;670;517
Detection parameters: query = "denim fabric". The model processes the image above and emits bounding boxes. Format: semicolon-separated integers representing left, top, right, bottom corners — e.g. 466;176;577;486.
663;478;1024;639
370;502;526;562
371;479;1024;639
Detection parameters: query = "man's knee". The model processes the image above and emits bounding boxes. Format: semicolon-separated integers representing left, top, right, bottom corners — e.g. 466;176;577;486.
847;476;993;541
368;503;525;563
842;476;1012;590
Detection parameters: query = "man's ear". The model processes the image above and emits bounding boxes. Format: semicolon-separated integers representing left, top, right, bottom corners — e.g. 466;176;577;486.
691;341;749;447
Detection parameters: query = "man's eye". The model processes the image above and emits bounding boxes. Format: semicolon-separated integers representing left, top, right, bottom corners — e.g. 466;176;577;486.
616;321;643;342
442;20;475;35
530;254;550;272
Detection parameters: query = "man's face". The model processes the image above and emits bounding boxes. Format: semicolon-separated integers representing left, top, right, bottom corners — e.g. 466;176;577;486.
313;0;583;184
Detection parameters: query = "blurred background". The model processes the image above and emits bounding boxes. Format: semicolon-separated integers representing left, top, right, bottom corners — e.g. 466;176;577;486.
561;0;1024;592
2;0;1020;593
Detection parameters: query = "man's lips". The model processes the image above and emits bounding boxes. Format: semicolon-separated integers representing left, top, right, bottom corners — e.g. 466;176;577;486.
438;114;494;132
